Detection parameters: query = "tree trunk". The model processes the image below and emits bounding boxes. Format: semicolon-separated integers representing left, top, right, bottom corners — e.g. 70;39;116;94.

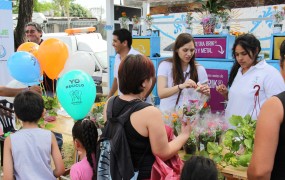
14;0;33;50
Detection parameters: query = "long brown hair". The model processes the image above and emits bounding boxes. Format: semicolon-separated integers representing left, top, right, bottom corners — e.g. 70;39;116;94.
166;33;198;85
228;34;261;87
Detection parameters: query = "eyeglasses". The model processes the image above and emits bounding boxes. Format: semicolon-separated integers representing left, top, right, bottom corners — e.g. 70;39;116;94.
25;30;36;34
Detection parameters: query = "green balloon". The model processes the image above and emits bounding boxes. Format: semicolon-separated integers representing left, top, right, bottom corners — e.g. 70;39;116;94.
57;70;96;120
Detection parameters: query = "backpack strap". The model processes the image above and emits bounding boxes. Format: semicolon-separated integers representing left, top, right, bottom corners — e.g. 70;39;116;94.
107;96;151;125
106;96;116;120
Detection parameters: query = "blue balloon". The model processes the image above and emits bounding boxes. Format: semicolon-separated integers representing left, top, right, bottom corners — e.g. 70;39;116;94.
7;51;41;85
56;70;96;120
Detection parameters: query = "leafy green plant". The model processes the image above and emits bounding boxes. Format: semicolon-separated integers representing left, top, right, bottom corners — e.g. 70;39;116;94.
207;115;256;167
186;132;197;146
194;0;230;15
38;118;54;129
42;96;60;116
37;96;59;129
89;101;106;129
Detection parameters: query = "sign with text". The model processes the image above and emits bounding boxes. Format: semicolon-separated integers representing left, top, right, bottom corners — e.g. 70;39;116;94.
0;1;13;87
194;37;227;59
206;69;228;113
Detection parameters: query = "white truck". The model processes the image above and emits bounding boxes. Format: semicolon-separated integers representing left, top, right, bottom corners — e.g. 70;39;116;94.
42;29;109;98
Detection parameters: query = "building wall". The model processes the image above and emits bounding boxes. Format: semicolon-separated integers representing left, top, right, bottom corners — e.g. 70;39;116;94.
152;4;285;58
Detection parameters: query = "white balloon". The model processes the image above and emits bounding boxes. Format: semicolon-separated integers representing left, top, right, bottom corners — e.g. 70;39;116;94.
5;79;27;103
59;51;95;77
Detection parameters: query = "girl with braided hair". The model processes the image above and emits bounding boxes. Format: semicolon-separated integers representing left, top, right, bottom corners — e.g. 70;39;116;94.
70;119;98;180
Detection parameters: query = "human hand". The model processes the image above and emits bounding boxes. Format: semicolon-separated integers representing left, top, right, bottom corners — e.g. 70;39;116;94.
29;85;42;95
216;84;228;96
181;79;197;89
197;83;210;96
180;118;193;136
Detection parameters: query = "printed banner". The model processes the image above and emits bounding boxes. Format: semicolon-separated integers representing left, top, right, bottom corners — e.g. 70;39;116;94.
0;0;14;86
194;37;227;59
206;69;228;113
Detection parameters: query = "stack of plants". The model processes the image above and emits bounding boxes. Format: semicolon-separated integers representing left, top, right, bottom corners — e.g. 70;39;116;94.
207;115;256;168
38;96;59;129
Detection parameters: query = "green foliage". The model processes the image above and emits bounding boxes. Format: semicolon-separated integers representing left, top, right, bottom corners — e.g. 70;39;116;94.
207;142;223;163
194;0;230;15
34;1;54;12
199;150;210;158
53;0;73;16
186;132;197;146
42;96;59;116
207;115;256;167
38;118;55;129
12;0;52;14
89;101;106;129
43;96;60;111
69;3;92;18
12;0;19;14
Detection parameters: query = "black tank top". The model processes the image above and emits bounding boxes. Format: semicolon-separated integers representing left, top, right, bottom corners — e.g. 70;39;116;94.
271;91;285;180
112;97;155;180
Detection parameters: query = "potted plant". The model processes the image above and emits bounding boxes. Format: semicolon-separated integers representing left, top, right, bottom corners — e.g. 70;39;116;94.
207;115;256;168
171;112;181;137
145;14;153;36
184;132;197;154
194;0;231;34
43;96;60;122
89;101;106;130
132;15;141;36
272;6;285;34
218;10;231;34
119;12;129;30
185;12;194;34
37;96;58;129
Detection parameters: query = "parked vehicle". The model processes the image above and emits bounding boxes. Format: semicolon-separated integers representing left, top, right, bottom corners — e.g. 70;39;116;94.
42;28;109;98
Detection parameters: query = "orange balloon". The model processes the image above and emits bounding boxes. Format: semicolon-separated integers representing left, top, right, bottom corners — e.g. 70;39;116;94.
17;42;39;57
37;38;69;80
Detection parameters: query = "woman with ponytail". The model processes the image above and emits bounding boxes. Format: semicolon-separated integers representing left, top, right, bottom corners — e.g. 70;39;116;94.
70;119;98;180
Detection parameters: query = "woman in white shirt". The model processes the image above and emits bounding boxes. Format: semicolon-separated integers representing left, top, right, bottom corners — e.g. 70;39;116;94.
157;33;210;111
216;33;285;122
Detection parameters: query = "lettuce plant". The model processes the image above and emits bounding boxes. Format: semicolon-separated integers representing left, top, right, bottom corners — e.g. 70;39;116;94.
207;115;256;167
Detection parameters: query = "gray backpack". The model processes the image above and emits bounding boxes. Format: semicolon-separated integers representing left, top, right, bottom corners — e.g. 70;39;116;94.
96;96;150;180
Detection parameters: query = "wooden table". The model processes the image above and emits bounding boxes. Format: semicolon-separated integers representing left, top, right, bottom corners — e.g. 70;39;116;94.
49;115;75;136
48;115;79;164
219;165;247;180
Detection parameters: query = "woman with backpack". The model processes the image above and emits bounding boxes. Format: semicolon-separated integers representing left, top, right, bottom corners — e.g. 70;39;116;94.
99;54;192;180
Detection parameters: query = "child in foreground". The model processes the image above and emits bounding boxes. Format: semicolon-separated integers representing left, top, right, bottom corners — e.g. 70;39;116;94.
3;91;65;180
180;155;218;180
70;119;98;180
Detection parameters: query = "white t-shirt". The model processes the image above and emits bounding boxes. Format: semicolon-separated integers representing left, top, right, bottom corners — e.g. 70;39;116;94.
157;61;208;111
114;47;140;95
226;60;285;122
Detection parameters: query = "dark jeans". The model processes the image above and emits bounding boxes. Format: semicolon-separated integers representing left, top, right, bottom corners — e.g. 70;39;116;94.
53;131;63;151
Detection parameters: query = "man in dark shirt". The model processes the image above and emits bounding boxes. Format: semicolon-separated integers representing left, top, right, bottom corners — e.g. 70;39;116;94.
25;22;56;96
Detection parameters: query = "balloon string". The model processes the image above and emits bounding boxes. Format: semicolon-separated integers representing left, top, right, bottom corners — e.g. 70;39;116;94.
52;79;55;98
40;82;47;97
